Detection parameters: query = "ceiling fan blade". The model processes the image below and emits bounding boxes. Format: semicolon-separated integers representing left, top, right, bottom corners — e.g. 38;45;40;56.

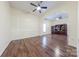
39;10;41;13
40;1;43;4
41;7;47;9
38;1;43;6
38;3;40;6
30;3;37;7
33;9;36;12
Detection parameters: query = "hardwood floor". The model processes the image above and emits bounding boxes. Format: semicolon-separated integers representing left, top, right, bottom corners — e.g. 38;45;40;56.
1;34;77;57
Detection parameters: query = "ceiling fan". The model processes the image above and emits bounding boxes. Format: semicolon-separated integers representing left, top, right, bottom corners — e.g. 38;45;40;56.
30;1;47;13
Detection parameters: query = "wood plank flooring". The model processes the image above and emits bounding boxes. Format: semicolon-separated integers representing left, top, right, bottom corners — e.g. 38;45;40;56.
1;34;77;57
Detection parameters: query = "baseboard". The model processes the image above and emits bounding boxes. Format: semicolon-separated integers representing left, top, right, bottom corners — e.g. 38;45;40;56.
68;44;77;49
68;45;77;49
12;34;51;40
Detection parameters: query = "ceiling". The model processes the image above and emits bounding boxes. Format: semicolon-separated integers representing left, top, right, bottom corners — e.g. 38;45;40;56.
9;1;65;16
46;12;68;20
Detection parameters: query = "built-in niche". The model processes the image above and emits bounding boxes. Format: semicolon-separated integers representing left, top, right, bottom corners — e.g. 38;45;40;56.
51;24;67;35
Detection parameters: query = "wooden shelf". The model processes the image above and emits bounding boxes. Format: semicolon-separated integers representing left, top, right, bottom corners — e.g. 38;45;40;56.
51;24;67;35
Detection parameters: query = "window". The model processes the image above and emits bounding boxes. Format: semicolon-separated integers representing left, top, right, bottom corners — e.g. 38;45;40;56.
43;23;46;32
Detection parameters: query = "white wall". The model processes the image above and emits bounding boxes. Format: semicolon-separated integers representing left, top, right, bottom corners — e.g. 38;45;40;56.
43;2;77;47
11;7;40;40
11;7;52;40
0;2;11;55
39;18;52;35
77;2;79;57
51;19;67;26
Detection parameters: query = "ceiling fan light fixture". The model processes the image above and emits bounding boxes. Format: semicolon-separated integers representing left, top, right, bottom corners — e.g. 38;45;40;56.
37;6;41;10
56;17;59;20
30;1;47;13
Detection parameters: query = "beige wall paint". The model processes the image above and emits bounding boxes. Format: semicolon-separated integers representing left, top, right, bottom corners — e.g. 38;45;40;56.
51;19;67;26
39;18;52;35
11;7;41;40
77;2;79;57
11;7;52;40
0;2;11;55
42;2;77;47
